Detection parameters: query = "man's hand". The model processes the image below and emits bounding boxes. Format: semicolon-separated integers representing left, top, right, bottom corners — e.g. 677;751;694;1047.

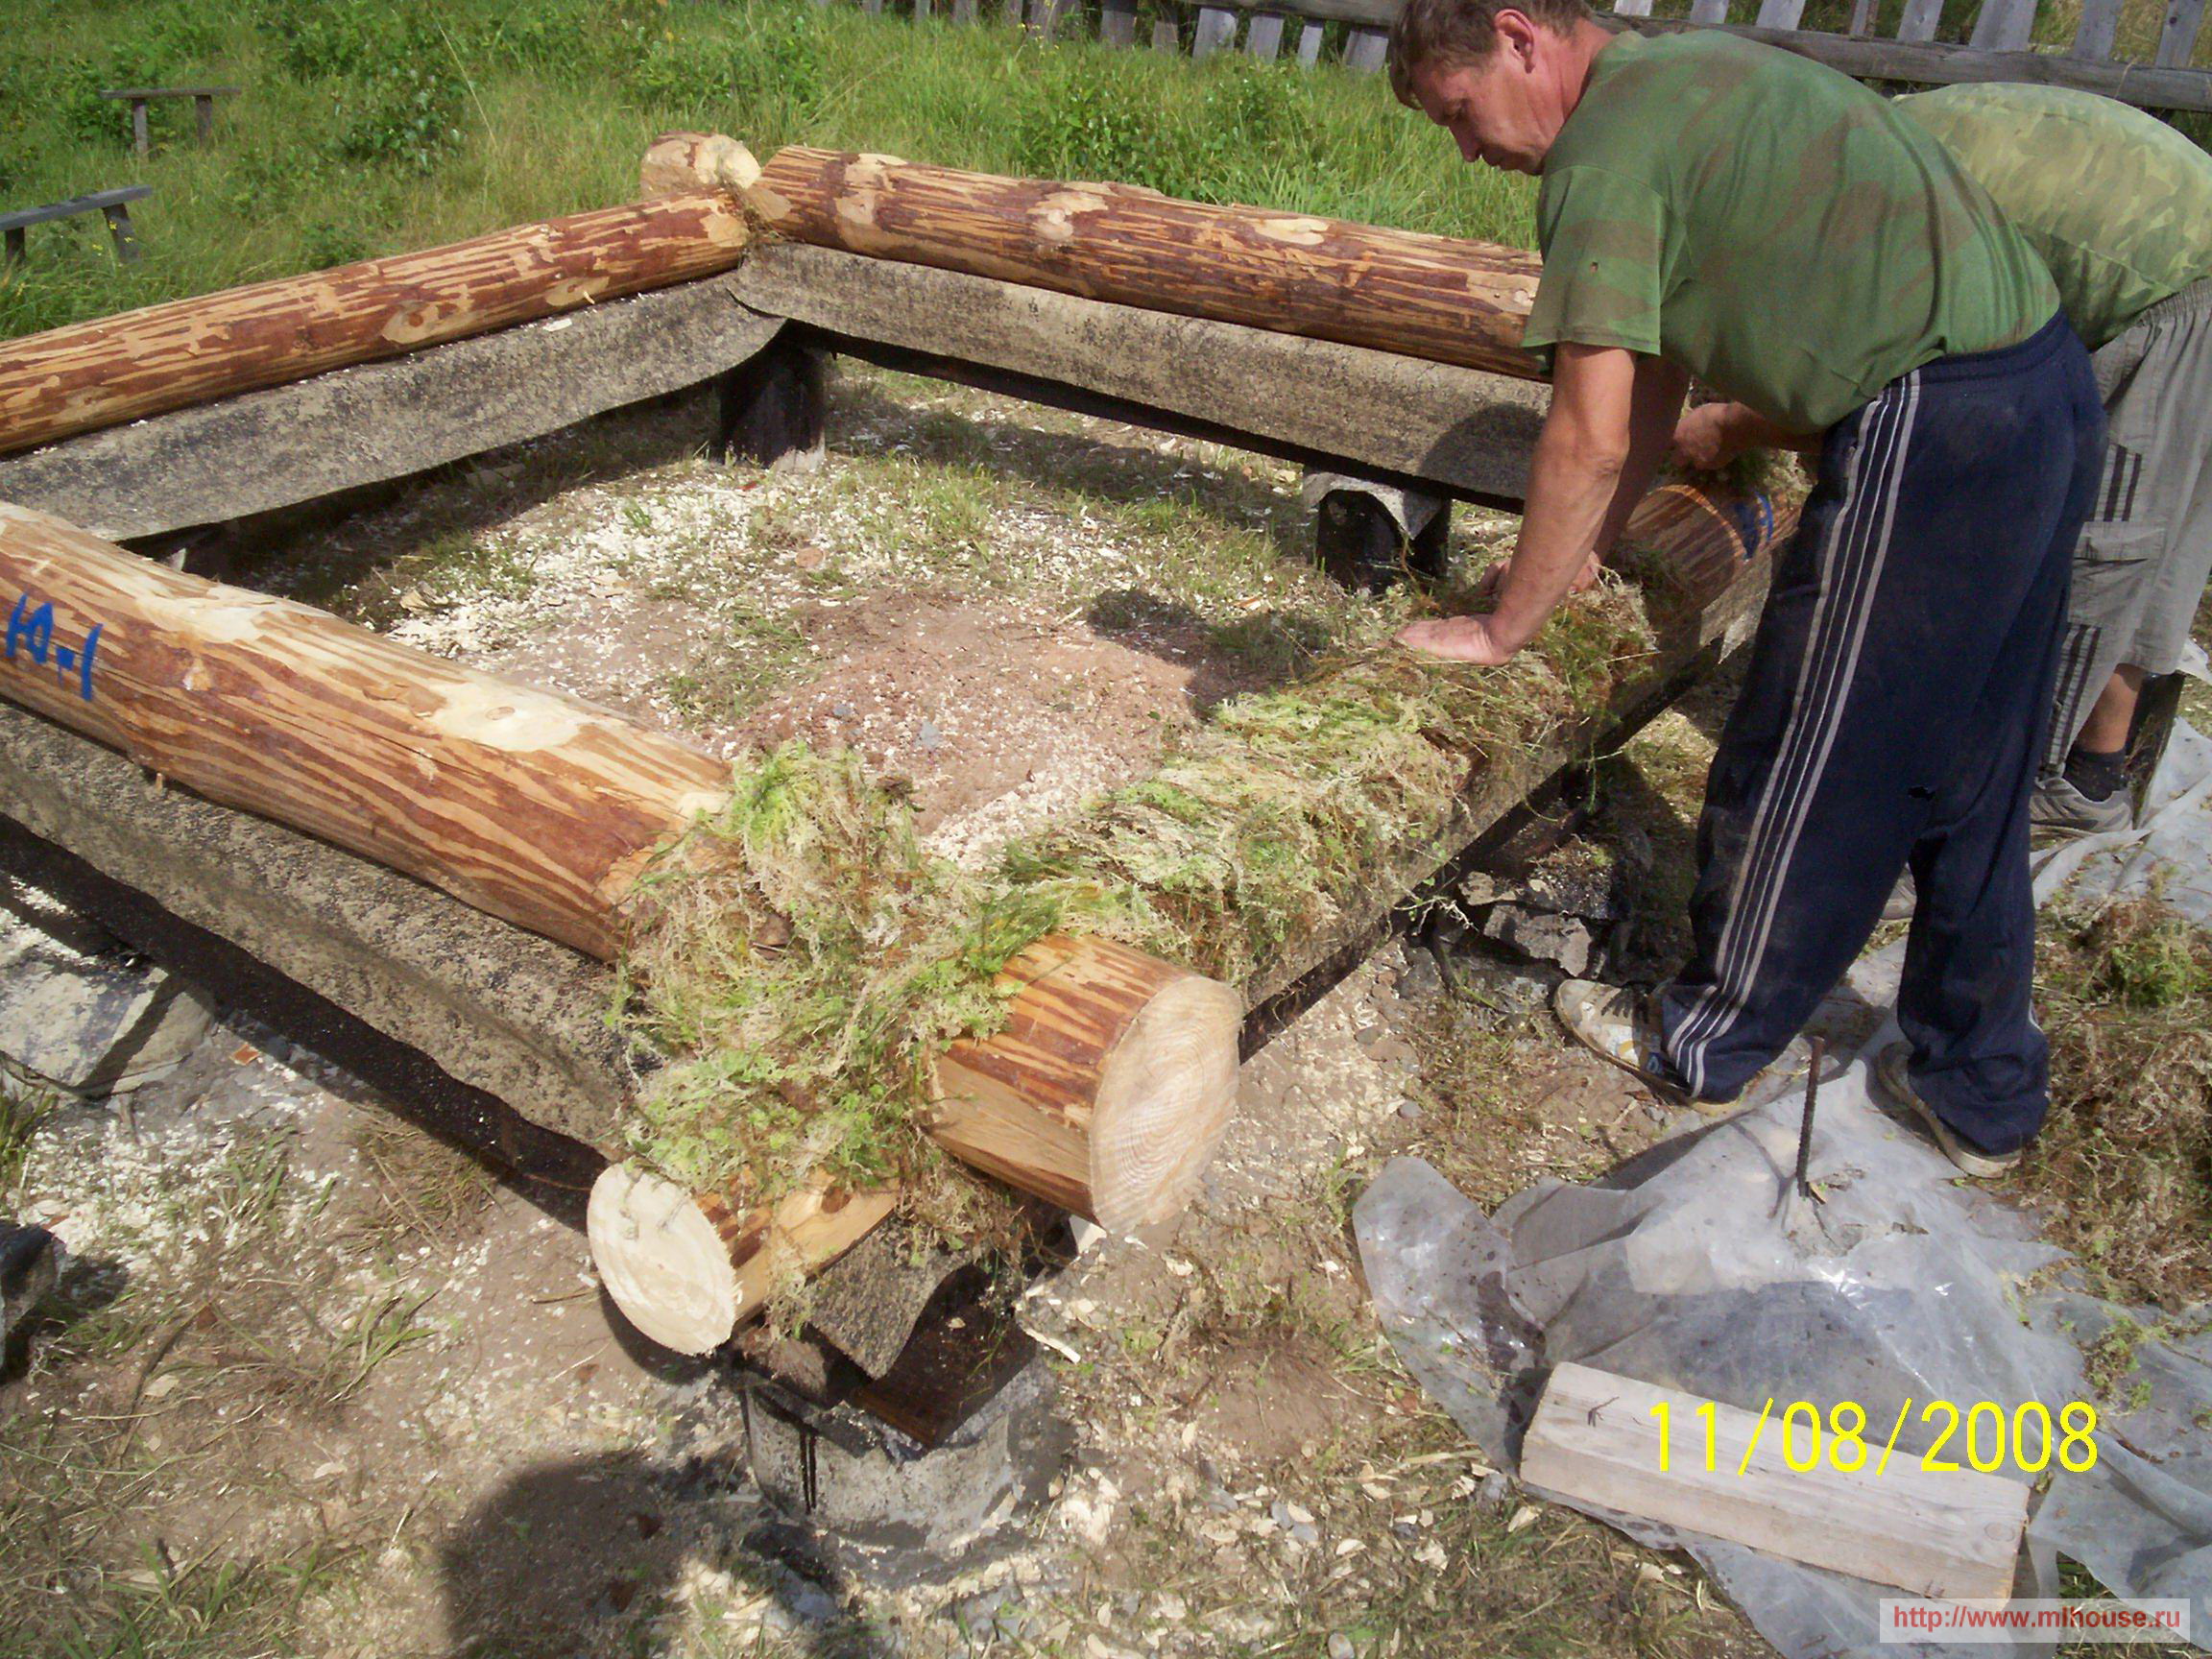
1395;614;1518;663
1671;401;1749;472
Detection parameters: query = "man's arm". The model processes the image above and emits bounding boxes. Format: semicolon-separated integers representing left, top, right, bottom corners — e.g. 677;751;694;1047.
1594;355;1692;561
1398;342;1641;664
1672;399;1821;470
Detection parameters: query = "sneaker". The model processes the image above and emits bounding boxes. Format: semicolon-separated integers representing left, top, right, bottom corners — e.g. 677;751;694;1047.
1554;979;1680;1096
2030;774;2132;837
1875;1043;2022;1177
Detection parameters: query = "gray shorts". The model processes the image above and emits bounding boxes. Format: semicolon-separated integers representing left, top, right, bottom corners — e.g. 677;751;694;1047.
2045;276;2212;765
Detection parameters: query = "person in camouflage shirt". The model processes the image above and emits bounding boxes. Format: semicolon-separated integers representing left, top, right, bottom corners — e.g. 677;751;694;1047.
1387;0;2104;1173
1683;84;2212;836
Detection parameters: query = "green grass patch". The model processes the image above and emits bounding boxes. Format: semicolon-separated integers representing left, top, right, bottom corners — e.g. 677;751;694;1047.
2014;898;2212;1310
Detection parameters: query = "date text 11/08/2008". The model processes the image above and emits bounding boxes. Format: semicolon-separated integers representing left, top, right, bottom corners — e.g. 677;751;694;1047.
1646;1397;2100;1479
6;592;102;702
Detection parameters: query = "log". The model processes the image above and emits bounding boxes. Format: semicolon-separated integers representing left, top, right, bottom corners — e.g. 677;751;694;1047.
737;145;1546;381
0;500;733;960
0;191;753;457
0;502;1244;1350
1521;1362;2029;1602
590;934;1241;1349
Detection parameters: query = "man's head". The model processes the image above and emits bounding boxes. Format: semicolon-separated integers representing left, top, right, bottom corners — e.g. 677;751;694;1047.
1387;0;1600;175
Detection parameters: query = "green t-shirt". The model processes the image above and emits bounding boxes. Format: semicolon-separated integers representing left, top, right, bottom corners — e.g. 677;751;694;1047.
1524;31;2058;432
1897;84;2212;349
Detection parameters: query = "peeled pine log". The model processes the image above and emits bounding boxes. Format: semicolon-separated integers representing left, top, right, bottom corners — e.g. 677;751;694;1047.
0;191;752;457
0;501;1242;1350
737;143;1547;381
590;935;1240;1350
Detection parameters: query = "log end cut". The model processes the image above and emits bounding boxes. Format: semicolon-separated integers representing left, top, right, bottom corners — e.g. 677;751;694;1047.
639;132;762;200
1088;973;1243;1233
588;1163;896;1353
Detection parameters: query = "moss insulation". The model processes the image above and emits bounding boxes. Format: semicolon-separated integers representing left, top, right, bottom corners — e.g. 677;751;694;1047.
614;569;1668;1220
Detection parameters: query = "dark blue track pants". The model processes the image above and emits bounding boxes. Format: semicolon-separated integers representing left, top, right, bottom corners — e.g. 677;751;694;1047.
1655;314;2104;1153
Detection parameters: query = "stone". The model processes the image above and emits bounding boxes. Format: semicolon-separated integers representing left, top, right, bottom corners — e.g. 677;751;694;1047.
0;883;213;1097
1475;903;1599;978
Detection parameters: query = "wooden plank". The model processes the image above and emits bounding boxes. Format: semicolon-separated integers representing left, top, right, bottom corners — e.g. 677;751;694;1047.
1751;0;1803;27
2071;0;2121;56
2157;0;2207;65
1606;14;2212;110
951;0;977;20
1966;0;2036;52
0;185;151;233
1847;0;1877;36
0;278;785;543
1296;19;1326;61
1152;16;1181;48
727;243;1551;506
1688;0;1731;22
1247;12;1286;56
1194;6;1240;56
1895;0;1944;40
99;84;240;99
1100;0;1137;43
1521;1364;2029;1603
1612;0;1654;16
1344;23;1390;68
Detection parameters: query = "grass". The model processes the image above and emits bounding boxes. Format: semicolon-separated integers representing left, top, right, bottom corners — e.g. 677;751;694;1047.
2011;896;2212;1310
0;0;1532;343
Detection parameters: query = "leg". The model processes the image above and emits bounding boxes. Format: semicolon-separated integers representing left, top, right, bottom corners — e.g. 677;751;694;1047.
196;94;215;142
2075;662;2148;756
103;204;140;265
712;338;827;470
2041;285;2212;797
1896;495;2078;1152
132;100;150;156
1657;322;2103;1104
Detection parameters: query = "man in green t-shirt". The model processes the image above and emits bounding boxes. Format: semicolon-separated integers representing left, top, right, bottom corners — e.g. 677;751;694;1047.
1386;0;2104;1172
1683;84;2212;836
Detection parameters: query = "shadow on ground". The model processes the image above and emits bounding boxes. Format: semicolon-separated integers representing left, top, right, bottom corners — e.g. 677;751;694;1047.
437;1450;897;1659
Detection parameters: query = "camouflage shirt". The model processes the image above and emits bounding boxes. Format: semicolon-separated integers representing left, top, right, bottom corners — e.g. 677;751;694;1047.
1898;84;2212;350
1524;32;2057;432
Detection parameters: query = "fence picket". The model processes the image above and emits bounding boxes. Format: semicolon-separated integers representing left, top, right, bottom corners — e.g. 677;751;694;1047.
1345;25;1388;69
1846;0;1876;34
1100;0;1137;42
1895;0;1943;41
1194;6;1240;55
1612;0;1654;15
1247;12;1286;56
1686;0;1729;21
2157;0;2207;65
1967;0;2036;50
1752;0;1807;28
2071;0;2120;56
1296;19;1325;62
1152;17;1181;49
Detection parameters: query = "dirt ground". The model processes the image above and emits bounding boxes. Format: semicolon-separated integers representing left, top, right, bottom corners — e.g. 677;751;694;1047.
4;363;2200;1659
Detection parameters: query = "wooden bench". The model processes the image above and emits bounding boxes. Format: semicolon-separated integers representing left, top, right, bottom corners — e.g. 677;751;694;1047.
100;85;239;155
0;186;151;267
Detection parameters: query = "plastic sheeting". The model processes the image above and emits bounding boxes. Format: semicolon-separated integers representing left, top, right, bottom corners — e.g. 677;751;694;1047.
1357;719;2212;1658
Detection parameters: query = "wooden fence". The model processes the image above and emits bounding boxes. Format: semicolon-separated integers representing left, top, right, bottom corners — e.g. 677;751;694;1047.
832;0;2212;111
